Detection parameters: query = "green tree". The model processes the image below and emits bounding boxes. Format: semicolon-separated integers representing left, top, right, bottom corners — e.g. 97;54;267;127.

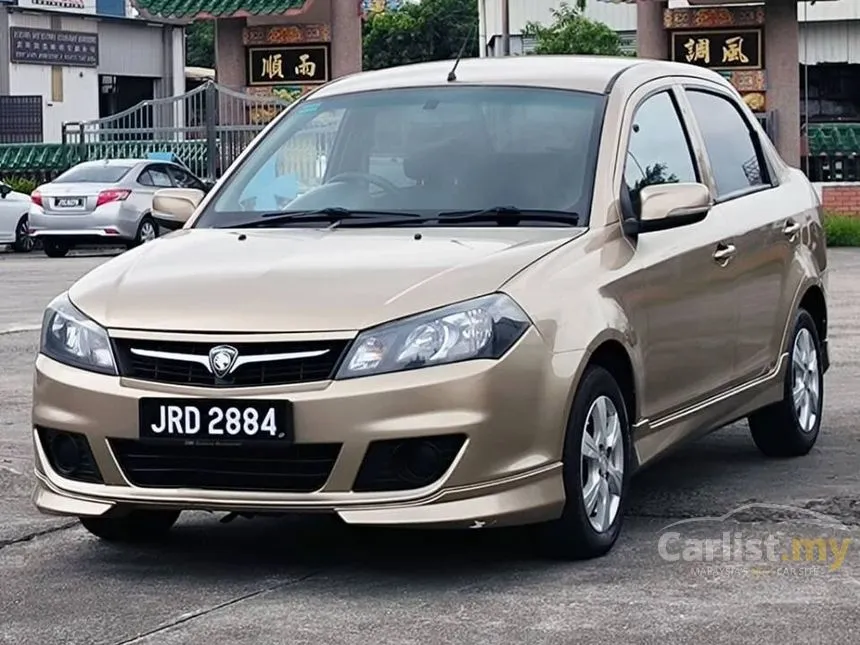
186;20;215;68
522;2;624;56
362;0;478;71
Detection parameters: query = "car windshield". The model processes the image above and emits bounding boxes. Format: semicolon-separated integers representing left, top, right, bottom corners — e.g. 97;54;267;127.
53;164;134;184
194;86;606;228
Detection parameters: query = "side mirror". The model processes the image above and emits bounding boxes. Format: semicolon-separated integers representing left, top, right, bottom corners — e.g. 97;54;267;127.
623;182;712;236
201;179;216;193
0;184;11;199
152;188;204;230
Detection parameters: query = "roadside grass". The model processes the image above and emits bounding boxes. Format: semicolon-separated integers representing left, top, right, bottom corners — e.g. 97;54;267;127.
824;213;860;247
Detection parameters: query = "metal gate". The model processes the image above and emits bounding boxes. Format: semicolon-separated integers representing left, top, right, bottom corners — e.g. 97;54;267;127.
61;81;291;180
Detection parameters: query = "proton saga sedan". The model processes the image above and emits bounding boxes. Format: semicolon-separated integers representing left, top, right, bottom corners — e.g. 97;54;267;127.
31;55;829;560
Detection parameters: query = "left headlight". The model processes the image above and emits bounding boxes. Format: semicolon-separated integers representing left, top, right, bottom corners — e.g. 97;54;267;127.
40;292;116;375
335;293;531;380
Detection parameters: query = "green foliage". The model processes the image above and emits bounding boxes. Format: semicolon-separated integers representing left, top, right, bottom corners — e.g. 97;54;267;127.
824;213;860;247
362;0;479;71
522;2;624;56
1;176;37;194
186;20;215;69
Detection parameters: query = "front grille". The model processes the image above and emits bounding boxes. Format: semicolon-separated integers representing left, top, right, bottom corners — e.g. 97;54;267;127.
112;338;350;387
111;439;341;492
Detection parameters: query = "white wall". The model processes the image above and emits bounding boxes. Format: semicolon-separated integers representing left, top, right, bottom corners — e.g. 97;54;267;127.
8;12;99;143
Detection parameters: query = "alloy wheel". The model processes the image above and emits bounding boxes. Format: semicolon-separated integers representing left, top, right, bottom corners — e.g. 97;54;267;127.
792;327;820;433
580;395;624;533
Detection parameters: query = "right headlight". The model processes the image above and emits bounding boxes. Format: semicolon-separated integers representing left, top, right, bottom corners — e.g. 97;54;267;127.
39;292;116;375
335;293;531;380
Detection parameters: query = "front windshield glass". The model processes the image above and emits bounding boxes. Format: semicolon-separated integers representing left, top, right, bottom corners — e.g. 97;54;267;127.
194;86;606;228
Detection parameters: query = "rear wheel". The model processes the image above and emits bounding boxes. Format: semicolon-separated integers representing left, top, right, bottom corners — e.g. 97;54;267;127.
11;215;33;253
42;239;70;258
129;216;158;248
79;510;180;543
748;308;823;457
537;365;631;560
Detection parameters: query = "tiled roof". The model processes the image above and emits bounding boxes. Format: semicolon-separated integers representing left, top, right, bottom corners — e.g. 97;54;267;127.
132;0;308;20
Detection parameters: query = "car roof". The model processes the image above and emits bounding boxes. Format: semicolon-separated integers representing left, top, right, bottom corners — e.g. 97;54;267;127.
312;55;730;99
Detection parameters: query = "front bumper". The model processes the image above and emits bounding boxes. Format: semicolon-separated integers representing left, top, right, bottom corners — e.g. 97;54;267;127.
32;327;581;529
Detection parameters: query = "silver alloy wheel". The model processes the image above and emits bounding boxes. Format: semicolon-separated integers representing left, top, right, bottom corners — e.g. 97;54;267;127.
581;395;624;533
140;220;157;243
16;218;33;251
792;327;820;433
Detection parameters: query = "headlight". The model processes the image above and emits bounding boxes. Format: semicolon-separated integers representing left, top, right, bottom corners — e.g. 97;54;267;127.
335;293;531;379
40;293;116;375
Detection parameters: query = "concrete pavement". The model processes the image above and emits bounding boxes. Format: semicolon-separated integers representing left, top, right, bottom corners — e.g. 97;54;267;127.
1;250;859;645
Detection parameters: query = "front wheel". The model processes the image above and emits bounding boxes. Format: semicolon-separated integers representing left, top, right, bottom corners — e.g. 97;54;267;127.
748;308;823;457
80;509;180;543
537;365;631;560
11;215;33;253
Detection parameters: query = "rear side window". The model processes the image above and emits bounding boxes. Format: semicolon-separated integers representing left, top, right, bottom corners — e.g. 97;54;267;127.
685;90;766;198
138;165;173;188
623;91;698;217
53;164;134;183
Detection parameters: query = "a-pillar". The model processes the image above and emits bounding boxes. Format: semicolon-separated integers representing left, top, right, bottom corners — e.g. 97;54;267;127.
636;0;668;60
765;0;800;167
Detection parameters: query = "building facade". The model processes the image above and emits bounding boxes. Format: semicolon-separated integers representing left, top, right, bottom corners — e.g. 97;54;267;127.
0;0;185;144
131;0;362;104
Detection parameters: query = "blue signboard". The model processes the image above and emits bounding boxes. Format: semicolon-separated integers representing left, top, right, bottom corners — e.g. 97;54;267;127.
95;0;126;17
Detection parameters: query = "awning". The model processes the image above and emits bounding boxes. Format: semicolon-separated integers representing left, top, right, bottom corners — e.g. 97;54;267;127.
131;0;308;20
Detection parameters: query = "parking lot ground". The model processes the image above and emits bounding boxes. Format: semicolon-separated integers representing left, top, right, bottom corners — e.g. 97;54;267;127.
2;250;860;645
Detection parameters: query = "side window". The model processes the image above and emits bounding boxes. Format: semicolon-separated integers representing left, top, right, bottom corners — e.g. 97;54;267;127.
624;91;698;217
138;165;173;188
167;165;204;190
685;90;766;198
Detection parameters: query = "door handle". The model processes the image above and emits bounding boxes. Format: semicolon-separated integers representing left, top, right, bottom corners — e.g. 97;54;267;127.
713;243;736;265
784;219;801;238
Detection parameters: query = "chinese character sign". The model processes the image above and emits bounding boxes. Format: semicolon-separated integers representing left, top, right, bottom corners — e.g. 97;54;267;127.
247;45;330;86
672;30;762;71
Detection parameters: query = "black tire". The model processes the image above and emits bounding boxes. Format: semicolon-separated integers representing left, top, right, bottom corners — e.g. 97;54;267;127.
79;510;180;543
129;216;158;248
748;308;823;457
42;239;70;258
537;365;632;560
11;215;33;253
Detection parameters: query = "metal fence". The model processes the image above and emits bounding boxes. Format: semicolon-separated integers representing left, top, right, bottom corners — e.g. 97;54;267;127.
61;81;291;180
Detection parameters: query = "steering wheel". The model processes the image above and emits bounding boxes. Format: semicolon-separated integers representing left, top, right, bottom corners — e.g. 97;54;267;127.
326;171;400;195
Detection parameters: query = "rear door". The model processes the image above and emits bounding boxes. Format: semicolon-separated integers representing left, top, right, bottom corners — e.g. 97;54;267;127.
617;83;738;421
679;82;797;384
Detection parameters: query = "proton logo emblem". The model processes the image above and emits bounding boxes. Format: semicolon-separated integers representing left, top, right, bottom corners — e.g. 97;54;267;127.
208;345;239;378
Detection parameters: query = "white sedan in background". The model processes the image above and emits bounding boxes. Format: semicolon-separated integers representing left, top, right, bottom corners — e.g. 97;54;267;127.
0;180;33;253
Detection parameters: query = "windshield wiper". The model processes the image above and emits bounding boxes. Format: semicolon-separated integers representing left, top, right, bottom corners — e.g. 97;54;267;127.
436;206;580;226
230;207;424;229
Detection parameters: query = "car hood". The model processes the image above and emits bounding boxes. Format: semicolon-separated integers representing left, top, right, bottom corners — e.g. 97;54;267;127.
68;227;584;332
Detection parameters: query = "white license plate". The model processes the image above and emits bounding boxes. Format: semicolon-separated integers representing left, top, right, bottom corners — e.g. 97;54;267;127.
55;198;84;208
139;398;292;442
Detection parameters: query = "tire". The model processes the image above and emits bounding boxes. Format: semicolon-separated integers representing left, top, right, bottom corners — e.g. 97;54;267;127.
129;216;158;248
11;215;33;253
748;308;823;457
79;510;180;544
42;239;70;258
537;365;632;560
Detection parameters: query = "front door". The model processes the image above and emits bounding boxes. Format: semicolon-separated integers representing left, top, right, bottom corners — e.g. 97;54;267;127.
619;88;738;421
